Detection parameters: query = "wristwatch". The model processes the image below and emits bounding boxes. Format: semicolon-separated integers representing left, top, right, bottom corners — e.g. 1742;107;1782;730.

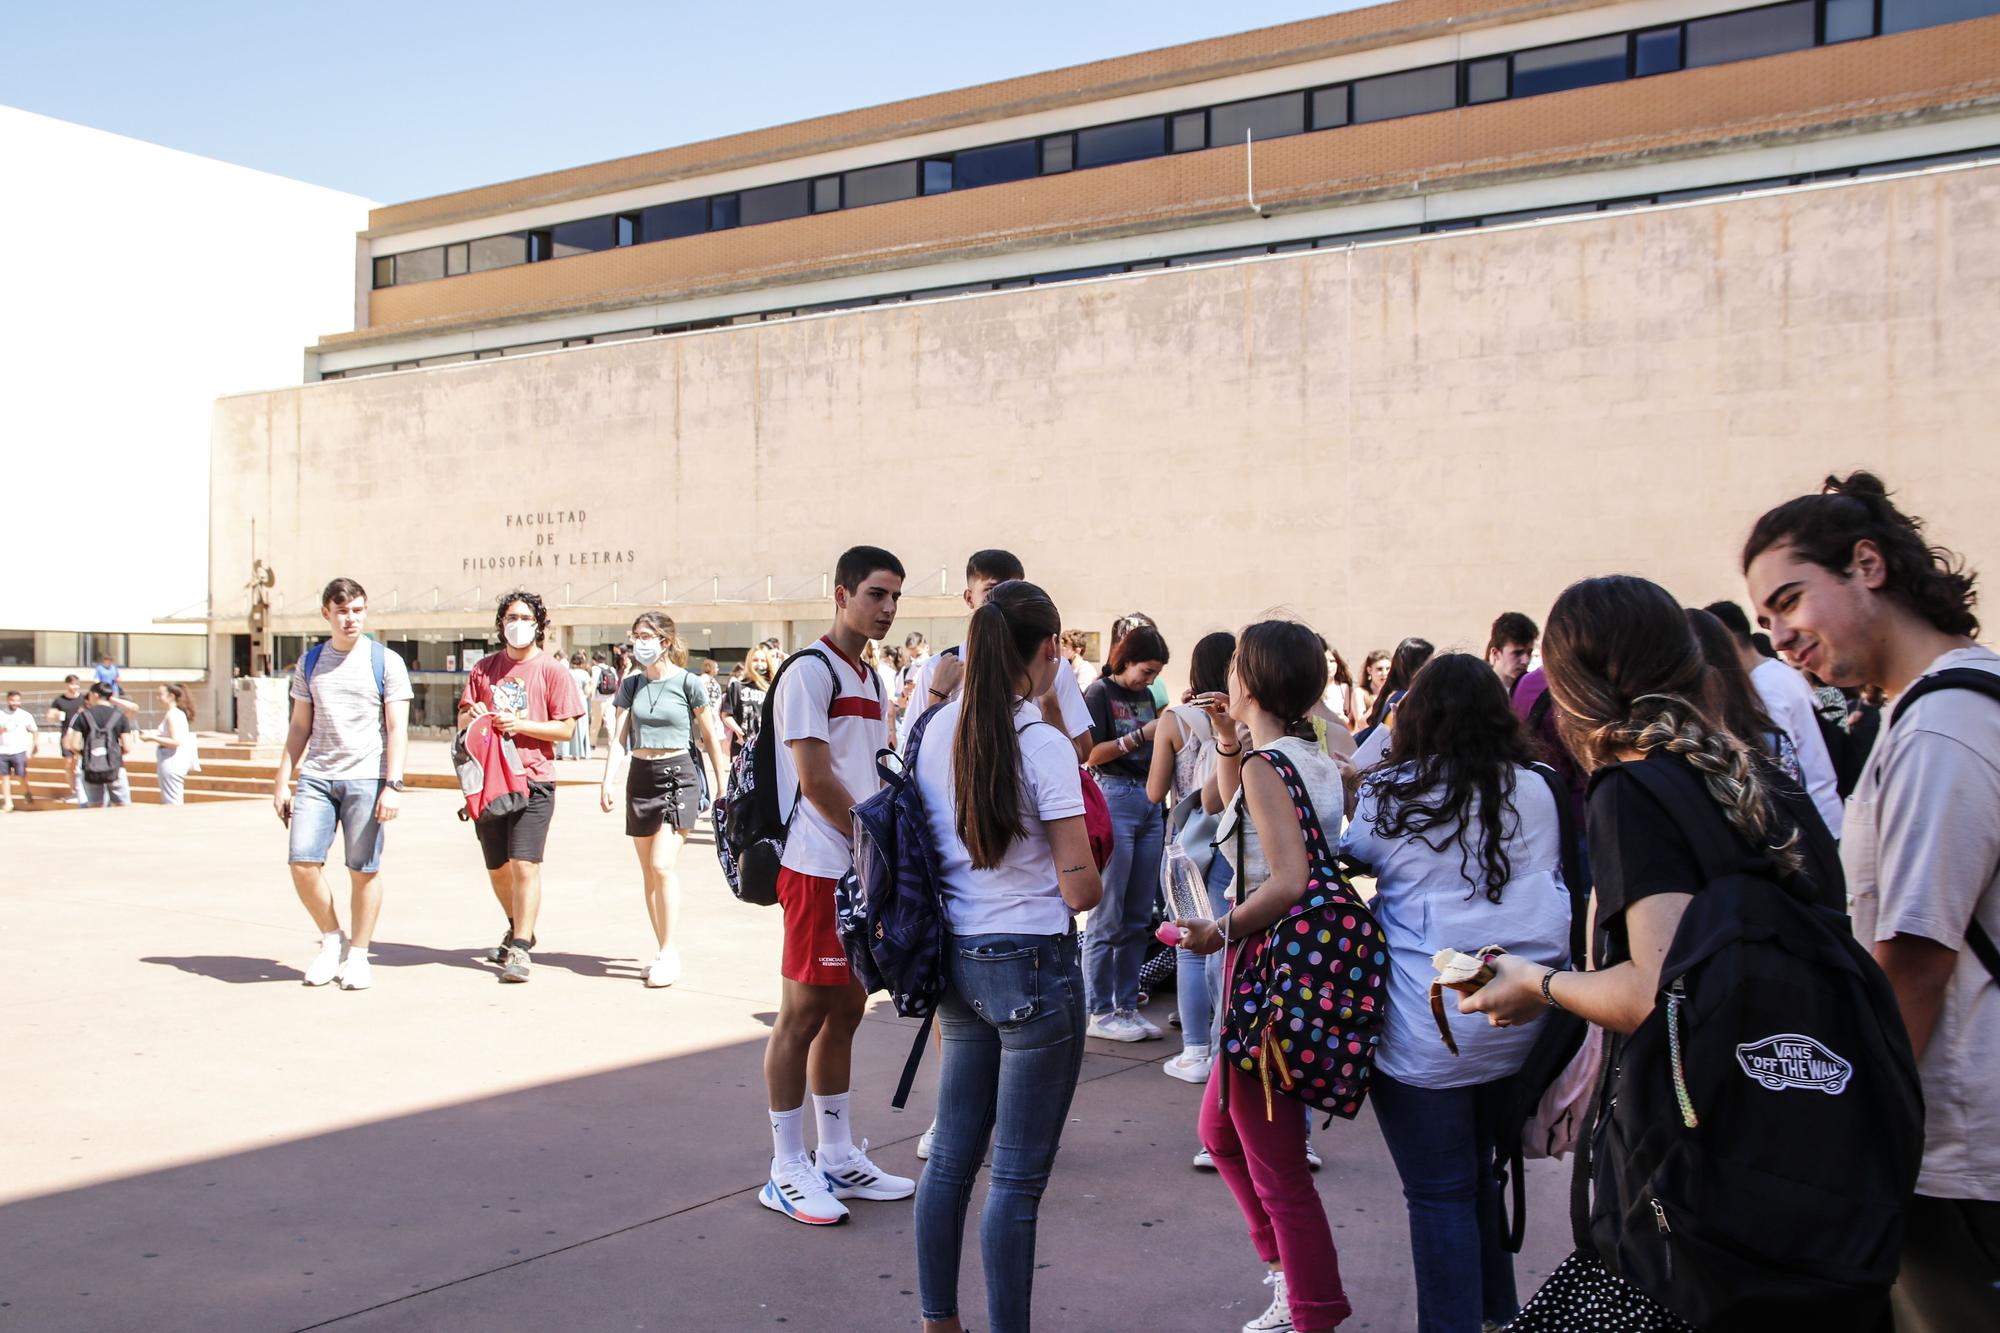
385;779;406;792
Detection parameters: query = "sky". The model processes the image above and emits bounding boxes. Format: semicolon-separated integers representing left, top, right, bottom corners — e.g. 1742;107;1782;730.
3;0;1371;204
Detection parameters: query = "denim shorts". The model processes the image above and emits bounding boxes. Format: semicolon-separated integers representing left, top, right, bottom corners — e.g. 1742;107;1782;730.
288;775;385;874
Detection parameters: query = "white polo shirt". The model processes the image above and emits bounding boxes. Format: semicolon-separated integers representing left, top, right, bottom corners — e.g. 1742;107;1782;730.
774;637;888;879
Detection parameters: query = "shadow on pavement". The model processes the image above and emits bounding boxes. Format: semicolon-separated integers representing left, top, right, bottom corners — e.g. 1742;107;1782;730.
140;942;644;985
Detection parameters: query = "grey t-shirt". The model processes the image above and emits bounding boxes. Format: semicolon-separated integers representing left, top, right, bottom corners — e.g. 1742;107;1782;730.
1844;645;2000;1202
289;640;415;781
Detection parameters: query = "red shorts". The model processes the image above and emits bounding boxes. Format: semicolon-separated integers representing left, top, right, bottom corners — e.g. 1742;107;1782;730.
777;867;852;988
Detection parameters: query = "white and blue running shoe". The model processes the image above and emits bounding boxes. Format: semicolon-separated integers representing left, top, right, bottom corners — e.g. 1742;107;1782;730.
759;1153;849;1225
818;1139;916;1202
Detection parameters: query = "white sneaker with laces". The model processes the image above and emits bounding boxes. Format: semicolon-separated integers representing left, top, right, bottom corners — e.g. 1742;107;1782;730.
1163;1046;1212;1083
1242;1270;1294;1332
1086;1012;1147;1042
644;946;681;988
303;934;345;987
916;1121;936;1160
759;1153;849;1225
819;1139;915;1201
1192;1146;1216;1170
337;950;372;991
1128;1009;1164;1040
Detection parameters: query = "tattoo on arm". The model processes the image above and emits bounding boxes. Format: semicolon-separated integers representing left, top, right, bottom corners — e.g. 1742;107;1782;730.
1060;864;1088;874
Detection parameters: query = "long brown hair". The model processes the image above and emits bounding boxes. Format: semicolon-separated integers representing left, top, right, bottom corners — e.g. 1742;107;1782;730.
954;580;1061;870
1543;576;1801;873
630;611;688;667
161;682;196;726
1684;608;1781;758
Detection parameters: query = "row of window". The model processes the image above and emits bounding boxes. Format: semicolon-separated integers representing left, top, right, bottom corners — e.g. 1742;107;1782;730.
321;144;1996;380
372;0;2000;289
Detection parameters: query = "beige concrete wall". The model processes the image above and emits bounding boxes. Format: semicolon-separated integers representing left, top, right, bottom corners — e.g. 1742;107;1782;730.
213;162;2000;692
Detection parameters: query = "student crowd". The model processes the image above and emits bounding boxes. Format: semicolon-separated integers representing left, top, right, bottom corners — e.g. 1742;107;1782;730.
133;471;1999;1333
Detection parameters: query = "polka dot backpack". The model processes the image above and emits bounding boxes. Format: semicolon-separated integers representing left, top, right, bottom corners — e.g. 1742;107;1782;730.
1219;747;1387;1121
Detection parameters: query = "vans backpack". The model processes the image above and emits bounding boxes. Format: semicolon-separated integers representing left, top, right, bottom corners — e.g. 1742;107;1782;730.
714;648;837;906
1219;746;1388;1121
1584;758;1921;1325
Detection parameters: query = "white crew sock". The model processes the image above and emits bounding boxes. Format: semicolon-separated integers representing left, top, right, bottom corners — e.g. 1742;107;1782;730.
769;1105;807;1163
319;930;344;952
814;1091;854;1162
346;946;369;960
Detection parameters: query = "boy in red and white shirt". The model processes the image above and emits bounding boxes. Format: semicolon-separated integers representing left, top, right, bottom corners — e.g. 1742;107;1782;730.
759;546;916;1226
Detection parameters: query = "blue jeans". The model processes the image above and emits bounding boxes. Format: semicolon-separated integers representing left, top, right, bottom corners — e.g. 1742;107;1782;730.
916;932;1086;1332
1177;850;1234;1047
1083;774;1162;1016
1371;1072;1521;1333
288;776;385;874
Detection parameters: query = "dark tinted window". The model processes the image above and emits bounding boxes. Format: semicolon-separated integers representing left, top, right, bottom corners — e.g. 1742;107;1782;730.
709;196;739;230
1685;2;1815;67
1075;117;1166;168
1511;34;1629;96
395;248;444;284
551;216;616;257
739;180;810;226
1040;135;1073;174
469;234;529;272
923;160;953;195
446;243;469;275
1466;57;1509;104
1881;0;2000;30
843;160;920;207
372;256;394;288
1209;92;1305;145
953;140;1037;188
1823;0;1876;39
1634;26;1684;75
812;177;841;212
639;199;707;241
1352;64;1457;123
526;231;554;262
1311;86;1350;128
1171;112;1207;153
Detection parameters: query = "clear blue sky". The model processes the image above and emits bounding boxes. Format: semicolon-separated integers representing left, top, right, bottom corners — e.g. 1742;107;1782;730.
4;0;1369;203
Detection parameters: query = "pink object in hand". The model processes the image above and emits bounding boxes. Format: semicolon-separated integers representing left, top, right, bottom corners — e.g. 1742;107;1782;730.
1156;923;1190;947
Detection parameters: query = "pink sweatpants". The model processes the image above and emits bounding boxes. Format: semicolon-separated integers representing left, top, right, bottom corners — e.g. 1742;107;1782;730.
1199;1065;1352;1332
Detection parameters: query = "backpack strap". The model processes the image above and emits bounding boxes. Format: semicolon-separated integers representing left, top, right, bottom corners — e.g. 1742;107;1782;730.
1530;761;1591;968
892;1012;935;1111
370;639;386;702
303;641;324;682
1623;757;1790;895
759;647;837;818
1886;667;2000;987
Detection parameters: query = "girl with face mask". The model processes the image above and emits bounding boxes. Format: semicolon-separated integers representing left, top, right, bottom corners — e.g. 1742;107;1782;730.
600;612;732;988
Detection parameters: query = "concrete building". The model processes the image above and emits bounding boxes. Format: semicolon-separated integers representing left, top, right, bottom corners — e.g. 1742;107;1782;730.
209;0;2000;721
0;106;371;705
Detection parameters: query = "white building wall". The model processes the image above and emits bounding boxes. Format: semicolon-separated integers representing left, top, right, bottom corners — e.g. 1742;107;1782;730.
0;106;370;645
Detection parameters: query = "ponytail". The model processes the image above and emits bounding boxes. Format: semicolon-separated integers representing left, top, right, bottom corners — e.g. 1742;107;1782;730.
953;581;1062;870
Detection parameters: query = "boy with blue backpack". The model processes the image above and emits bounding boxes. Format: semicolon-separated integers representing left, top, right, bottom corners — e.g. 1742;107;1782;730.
271;577;413;992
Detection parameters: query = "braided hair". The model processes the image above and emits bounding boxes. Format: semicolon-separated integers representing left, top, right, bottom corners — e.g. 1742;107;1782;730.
1543;576;1803;876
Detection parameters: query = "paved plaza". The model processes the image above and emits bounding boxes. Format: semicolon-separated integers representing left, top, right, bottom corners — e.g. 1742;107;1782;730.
3;786;1570;1331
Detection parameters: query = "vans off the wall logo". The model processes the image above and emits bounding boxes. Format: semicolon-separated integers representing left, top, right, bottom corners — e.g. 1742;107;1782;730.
1735;1034;1853;1095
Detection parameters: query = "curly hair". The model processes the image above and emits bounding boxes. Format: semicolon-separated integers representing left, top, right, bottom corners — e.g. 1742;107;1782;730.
1368;653;1535;903
1543;576;1803;876
1742;471;1978;637
494;589;549;646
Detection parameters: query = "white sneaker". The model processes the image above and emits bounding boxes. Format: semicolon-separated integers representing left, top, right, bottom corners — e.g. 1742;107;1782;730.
302;935;345;987
644;946;681;988
336;951;372;991
819;1139;915;1201
1306;1141;1322;1171
1129;1009;1164;1040
1086;1012;1148;1042
916;1121;935;1160
1192;1146;1216;1170
1163;1046;1212;1083
1243;1270;1294;1332
759;1153;849;1226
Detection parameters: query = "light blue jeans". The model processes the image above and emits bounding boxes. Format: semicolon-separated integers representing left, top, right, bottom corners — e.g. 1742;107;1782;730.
1176;851;1235;1047
916;932;1086;1332
1082;774;1163;1017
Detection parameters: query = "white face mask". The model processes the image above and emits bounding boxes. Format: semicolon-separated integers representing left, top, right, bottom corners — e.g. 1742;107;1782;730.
630;638;662;665
504;620;537;649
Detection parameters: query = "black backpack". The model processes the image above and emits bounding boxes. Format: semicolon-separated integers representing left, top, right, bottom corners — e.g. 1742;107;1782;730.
1584;758;1922;1325
1885;667;2000;982
79;707;124;784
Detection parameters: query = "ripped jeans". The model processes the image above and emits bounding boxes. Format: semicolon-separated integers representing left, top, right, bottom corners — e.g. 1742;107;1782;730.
914;931;1086;1332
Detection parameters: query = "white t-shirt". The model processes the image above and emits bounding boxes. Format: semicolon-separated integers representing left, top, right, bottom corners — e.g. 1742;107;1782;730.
1845;645;2000;1201
289;639;416;781
0;706;36;756
773;637;888;879
915;697;1085;936
1751;656;1843;838
1340;764;1571;1088
1216;737;1347;892
912;643;1092;742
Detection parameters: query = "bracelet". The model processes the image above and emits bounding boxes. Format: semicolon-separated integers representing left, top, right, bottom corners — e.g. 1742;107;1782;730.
1216;911;1233;945
1541;968;1565;1010
1215;744;1241;757
928;688;948;700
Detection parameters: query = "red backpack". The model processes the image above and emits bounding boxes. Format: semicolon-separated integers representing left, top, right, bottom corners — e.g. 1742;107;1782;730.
453;713;529;823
